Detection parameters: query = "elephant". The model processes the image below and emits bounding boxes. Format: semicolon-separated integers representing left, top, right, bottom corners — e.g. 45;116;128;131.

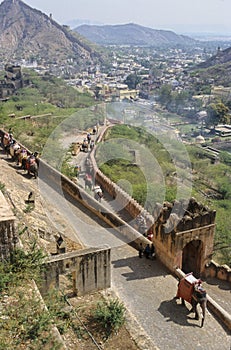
9;141;21;160
176;275;207;328
26;155;39;178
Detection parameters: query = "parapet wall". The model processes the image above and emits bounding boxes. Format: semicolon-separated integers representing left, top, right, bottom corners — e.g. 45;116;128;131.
204;260;231;283
0;191;17;260
89;125;154;228
42;246;111;296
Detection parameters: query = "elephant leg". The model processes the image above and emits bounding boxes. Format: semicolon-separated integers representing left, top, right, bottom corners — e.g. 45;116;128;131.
180;298;185;306
191;299;199;320
32;166;38;179
200;300;206;327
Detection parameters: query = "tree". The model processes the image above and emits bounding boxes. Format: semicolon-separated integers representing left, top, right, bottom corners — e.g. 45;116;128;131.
158;84;172;107
94;86;102;100
124;73;141;89
206;102;229;128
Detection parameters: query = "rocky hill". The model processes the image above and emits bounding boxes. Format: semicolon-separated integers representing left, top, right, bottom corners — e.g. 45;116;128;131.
193;46;231;87
0;0;100;66
198;46;231;68
75;23;196;46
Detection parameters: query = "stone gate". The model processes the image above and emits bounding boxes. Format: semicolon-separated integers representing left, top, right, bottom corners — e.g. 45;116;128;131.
151;197;216;277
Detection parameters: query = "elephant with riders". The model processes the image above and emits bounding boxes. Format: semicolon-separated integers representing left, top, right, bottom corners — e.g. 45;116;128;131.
1;132;39;178
175;273;207;327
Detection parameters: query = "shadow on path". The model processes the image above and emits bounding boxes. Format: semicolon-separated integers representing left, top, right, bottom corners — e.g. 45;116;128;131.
112;255;169;280
205;277;231;292
158;298;201;328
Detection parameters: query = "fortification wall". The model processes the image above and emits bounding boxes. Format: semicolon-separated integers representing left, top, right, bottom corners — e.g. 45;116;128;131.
89;127;154;228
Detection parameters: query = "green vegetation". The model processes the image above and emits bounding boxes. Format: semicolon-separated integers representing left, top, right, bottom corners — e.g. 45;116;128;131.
206;102;229;127
0;240;128;349
0;69;96;153
96;124;180;205
212;200;231;264
157;80;231;123
1;70;230;266
92;298;126;338
0;241;60;350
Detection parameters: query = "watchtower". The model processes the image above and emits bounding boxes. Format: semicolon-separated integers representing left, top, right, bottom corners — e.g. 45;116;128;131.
151;197;216;277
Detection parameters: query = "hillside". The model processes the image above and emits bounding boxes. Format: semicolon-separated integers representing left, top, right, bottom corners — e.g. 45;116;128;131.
193;46;231;86
198;46;231;68
75;23;196;46
0;0;100;65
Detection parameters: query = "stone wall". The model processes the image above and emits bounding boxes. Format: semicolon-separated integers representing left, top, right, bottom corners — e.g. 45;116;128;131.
37;156;151;252
42;246;111;296
204;260;231;283
0;191;17;260
89;126;154;228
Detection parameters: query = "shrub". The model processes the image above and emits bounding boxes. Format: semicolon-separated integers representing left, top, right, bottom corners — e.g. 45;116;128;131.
92;298;126;337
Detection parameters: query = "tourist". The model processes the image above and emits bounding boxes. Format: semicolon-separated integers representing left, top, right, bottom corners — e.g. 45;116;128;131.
144;244;151;259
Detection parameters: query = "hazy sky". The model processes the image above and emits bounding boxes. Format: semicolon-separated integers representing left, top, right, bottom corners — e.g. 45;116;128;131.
9;0;231;33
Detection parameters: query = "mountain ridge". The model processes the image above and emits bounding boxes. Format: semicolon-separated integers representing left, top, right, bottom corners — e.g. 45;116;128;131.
0;0;100;65
74;22;196;46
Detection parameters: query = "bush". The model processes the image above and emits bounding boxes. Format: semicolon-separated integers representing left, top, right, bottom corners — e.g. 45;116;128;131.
92;298;126;337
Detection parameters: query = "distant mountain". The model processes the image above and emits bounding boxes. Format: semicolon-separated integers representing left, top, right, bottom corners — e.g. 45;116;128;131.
0;0;100;65
74;23;196;46
65;19;103;29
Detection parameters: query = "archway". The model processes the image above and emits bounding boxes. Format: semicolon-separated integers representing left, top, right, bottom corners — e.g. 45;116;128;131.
182;240;203;277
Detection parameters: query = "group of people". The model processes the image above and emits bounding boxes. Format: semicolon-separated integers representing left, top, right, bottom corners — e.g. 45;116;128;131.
93;185;103;202
81;132;96;153
83;173;103;202
1;130;39;178
139;242;155;259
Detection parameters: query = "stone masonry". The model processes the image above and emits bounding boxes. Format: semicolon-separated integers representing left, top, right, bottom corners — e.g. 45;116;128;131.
0;191;17;260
